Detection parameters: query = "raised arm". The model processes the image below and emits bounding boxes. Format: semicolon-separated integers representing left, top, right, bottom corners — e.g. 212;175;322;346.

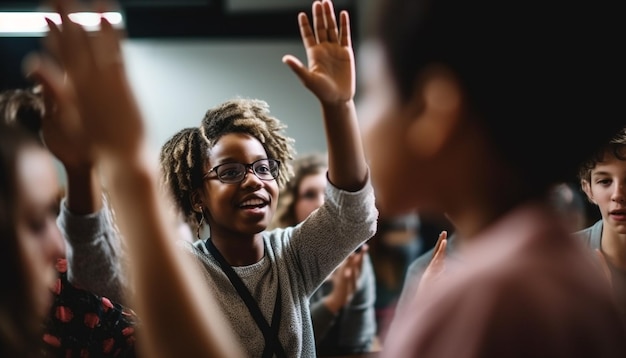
282;0;367;191
25;1;242;356
30;72;129;303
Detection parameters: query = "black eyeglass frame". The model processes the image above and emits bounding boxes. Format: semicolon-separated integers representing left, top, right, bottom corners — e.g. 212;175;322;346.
203;158;281;184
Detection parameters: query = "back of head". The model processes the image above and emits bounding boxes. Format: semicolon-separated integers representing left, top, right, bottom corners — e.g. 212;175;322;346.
0;124;45;357
0;87;44;139
372;0;623;190
272;152;328;228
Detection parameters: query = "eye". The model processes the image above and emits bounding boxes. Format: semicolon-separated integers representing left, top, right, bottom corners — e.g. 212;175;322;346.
300;190;319;200
28;211;57;237
255;163;271;174
28;217;47;234
218;164;243;179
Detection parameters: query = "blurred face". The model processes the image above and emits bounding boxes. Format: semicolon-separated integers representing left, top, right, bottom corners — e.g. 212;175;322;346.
582;152;626;236
201;133;279;239
295;171;326;223
359;43;427;216
14;147;65;319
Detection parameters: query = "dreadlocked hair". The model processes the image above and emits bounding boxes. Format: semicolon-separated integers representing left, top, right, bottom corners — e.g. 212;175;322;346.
270;152;327;229
200;97;296;189
159;127;208;228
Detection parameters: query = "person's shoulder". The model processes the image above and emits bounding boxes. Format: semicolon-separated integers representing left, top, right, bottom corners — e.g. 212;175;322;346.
571;220;602;245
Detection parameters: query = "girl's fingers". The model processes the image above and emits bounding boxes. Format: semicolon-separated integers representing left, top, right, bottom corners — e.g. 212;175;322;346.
433;239;447;264
339;11;351;48
433;230;448;255
297;13;316;49
92;17;124;70
22;53;66;108
322;0;339;43
51;0;95;79
312;1;327;43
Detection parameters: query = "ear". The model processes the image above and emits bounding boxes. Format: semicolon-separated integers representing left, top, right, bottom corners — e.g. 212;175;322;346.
581;180;597;205
405;66;463;158
190;190;205;213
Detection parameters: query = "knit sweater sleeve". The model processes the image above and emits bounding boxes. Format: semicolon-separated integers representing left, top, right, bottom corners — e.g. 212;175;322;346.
287;170;378;296
58;197;129;304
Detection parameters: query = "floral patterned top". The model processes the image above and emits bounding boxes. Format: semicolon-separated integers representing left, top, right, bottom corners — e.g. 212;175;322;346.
41;258;139;357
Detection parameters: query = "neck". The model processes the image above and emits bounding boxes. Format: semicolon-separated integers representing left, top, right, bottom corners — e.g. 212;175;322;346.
210;233;265;266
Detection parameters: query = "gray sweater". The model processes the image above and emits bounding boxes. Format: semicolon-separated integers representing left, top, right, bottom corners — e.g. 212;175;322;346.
183;178;378;358
57;197;129;304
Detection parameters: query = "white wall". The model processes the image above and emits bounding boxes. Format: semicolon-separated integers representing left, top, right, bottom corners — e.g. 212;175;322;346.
121;39;327;157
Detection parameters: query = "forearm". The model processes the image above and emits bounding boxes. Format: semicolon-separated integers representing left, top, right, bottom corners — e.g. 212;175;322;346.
322;100;367;191
60;199;128;303
65;164;103;215
104;152;242;357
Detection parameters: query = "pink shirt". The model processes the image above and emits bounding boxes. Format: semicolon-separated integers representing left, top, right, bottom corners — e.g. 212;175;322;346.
384;201;626;358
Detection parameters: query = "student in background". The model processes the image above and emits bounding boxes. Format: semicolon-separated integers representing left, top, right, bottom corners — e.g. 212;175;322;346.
575;127;626;326
397;181;590;312
0;124;65;357
0;87;129;305
271;152;377;356
358;0;626;356
0;86;138;356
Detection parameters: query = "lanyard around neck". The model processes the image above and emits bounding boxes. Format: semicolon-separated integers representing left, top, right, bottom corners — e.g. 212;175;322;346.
205;238;286;358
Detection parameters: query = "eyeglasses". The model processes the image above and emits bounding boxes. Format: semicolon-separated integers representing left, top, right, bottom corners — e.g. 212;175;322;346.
204;158;280;184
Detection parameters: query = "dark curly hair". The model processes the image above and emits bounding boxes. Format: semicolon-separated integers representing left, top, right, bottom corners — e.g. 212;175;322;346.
577;127;626;183
159;98;296;230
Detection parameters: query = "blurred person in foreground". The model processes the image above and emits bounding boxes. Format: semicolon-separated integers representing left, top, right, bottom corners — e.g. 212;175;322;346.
358;0;626;356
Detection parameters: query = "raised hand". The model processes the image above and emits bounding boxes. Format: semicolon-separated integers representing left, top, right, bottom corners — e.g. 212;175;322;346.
24;0;144;162
323;244;368;313
282;0;355;105
416;231;448;296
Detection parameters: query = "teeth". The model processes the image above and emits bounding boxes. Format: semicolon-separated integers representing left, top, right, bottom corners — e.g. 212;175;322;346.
241;199;264;207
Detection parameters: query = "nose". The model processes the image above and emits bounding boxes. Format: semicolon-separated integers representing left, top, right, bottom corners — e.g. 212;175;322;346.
48;223;66;260
611;182;626;203
241;166;263;188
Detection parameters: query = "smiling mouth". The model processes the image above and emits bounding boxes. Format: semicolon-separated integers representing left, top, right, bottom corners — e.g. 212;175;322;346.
239;198;266;208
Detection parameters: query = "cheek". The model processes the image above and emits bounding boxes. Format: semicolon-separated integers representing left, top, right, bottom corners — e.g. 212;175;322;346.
294;200;314;223
267;181;280;212
17;225;59;318
590;187;611;208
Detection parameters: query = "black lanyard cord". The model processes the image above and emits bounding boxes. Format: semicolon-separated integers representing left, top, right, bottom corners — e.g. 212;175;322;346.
206;239;286;358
